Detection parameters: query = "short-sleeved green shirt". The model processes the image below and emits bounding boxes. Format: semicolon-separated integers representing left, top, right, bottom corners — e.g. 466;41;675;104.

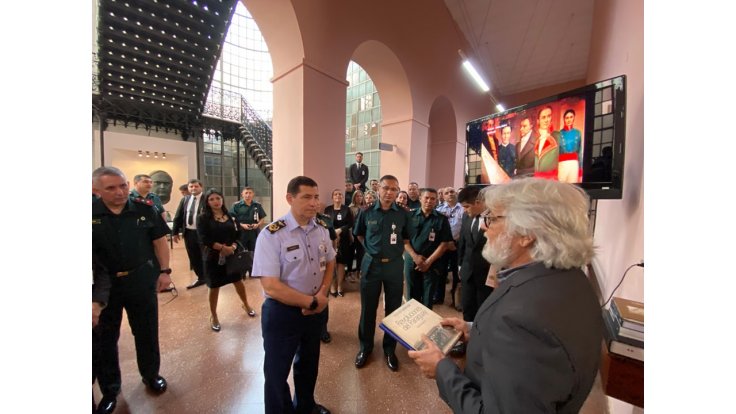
353;202;410;260
408;208;453;268
230;200;267;242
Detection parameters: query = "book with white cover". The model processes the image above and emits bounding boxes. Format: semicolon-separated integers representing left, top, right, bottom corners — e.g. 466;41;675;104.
379;299;462;354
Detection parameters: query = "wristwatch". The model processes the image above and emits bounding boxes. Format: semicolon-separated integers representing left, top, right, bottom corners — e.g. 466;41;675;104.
160;268;172;275
308;295;318;311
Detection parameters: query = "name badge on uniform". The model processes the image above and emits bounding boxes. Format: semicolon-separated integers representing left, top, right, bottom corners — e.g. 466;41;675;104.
337;213;342;221
428;229;436;242
319;256;327;272
362;170;365;175
390;233;397;245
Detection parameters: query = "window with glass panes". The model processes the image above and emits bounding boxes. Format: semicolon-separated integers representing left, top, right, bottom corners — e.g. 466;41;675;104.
345;61;382;183
203;2;273;219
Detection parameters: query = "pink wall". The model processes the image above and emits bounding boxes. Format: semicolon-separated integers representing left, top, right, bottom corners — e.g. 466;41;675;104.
586;0;644;306
243;0;490;213
586;1;644;411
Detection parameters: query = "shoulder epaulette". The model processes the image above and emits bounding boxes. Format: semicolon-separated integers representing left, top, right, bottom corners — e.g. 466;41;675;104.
315;215;329;229
131;197;154;207
266;220;287;233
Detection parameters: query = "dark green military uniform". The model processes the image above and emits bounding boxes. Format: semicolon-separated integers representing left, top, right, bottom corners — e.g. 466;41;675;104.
229;200;267;251
353;202;410;355
407;209;453;309
92;197;170;397
129;189;165;216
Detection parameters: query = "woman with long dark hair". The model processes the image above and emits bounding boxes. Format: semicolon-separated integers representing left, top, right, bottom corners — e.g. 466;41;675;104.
324;189;353;296
347;190;365;282
197;189;256;332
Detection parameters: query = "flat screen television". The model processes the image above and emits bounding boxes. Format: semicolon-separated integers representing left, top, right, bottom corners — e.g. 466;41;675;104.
465;75;626;199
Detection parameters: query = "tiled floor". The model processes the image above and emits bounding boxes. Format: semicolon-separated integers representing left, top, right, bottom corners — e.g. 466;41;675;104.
93;242;609;413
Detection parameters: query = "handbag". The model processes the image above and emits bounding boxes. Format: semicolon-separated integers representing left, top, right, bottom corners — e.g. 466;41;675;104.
225;242;252;278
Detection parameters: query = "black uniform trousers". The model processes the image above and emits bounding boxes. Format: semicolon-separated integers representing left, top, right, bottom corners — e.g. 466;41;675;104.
183;228;204;280
433;248;459;304
461;278;493;322
358;256;404;355
262;298;322;414
96;263;160;396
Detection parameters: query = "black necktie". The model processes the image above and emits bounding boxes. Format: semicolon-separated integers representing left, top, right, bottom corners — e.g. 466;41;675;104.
471;216;480;242
187;196;196;226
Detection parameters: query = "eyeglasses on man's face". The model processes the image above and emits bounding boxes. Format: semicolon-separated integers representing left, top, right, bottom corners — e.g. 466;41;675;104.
480;210;505;227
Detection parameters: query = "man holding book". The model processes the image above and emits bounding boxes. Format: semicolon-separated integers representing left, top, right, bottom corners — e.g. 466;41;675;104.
408;178;602;413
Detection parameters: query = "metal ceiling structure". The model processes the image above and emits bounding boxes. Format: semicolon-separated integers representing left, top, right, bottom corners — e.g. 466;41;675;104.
93;0;238;139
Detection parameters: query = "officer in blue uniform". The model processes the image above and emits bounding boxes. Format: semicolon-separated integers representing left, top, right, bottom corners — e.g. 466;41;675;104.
405;188;453;309
252;176;334;414
353;174;410;372
92;167;172;414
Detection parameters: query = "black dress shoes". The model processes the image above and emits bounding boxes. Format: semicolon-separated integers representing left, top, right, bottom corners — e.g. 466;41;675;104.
186;280;206;289
311;404;331;414
354;351;370;368
320;331;331;343
96;395;117;414
142;375;168;393
385;352;399;371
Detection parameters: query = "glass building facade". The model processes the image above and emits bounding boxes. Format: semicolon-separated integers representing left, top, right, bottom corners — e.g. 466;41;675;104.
203;3;273;217
345;61;382;183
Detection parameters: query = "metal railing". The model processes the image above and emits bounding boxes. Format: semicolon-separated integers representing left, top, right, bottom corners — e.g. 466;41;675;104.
203;86;273;180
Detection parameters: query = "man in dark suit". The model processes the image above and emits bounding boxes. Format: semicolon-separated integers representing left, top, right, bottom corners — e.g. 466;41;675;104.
348;152;369;191
456;185;492;322
515;115;536;177
409;178;602;413
172;179;206;289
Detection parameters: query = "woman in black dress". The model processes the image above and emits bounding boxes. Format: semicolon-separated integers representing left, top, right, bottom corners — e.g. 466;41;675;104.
324;189;353;297
197;189;256;332
347;190;365;281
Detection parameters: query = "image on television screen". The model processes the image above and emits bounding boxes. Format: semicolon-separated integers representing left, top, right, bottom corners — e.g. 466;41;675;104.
465;75;625;199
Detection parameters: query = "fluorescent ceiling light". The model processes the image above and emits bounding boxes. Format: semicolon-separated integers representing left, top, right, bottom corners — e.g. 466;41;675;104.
496;104;505;112
462;60;490;92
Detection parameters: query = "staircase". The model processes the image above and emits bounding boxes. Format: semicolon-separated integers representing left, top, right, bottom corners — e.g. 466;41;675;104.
202;86;273;181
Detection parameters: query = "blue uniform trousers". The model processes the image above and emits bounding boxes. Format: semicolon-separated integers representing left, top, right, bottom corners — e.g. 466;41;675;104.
262;298;321;414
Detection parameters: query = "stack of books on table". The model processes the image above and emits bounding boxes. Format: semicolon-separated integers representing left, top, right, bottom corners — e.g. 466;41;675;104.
602;297;644;362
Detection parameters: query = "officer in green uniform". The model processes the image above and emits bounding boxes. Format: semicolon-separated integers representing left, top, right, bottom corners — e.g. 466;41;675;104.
92;167;172;414
229;186;267;251
129;173;166;219
353;174;410;372
405;188;453;309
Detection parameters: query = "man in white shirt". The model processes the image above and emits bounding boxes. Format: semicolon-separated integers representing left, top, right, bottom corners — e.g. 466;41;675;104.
172;179;206;289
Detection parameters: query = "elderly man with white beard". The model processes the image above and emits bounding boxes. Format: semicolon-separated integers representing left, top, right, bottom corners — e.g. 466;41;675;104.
409;178;602;414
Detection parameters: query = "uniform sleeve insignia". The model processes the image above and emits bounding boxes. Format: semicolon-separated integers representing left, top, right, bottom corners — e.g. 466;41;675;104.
315;214;330;228
267;220;286;233
132;197;154;206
